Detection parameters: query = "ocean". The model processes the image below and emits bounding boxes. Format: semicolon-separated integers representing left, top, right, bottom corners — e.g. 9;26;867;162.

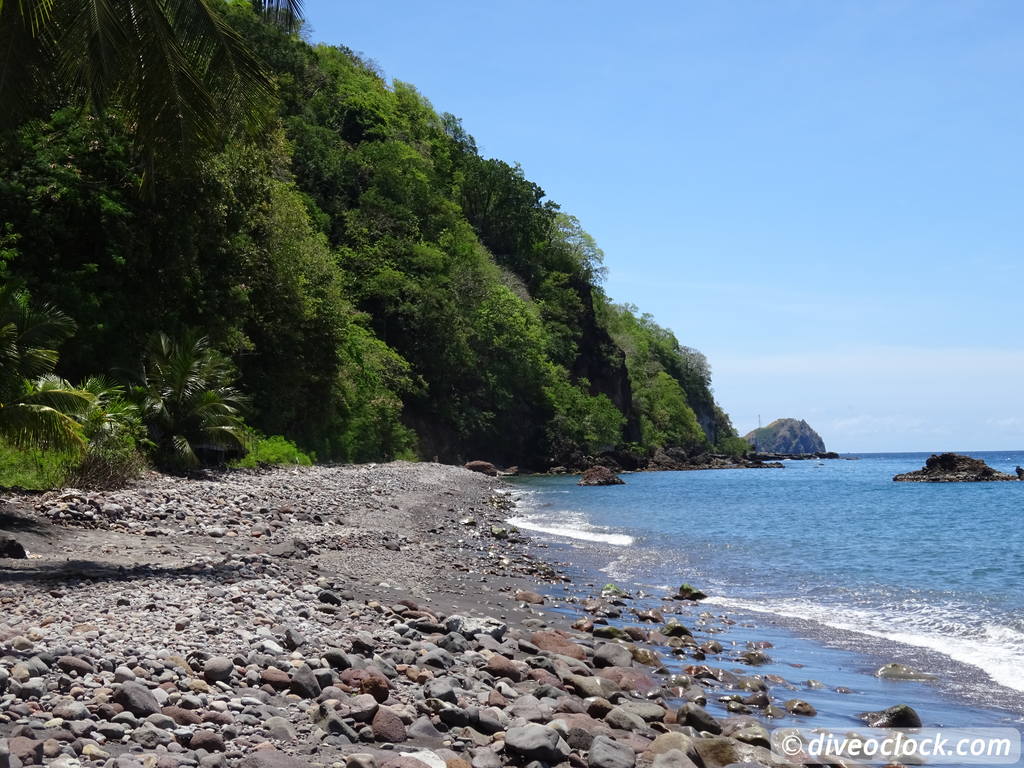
507;451;1024;731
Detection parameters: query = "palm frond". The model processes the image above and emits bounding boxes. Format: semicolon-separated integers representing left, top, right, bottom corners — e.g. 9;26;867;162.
251;0;304;32
0;402;85;452
24;375;95;415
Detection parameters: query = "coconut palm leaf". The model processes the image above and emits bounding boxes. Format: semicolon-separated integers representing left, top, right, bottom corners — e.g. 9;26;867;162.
1;0;302;182
0;402;85;452
134;331;248;469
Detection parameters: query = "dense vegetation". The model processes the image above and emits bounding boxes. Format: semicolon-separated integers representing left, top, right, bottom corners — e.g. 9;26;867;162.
0;0;742;484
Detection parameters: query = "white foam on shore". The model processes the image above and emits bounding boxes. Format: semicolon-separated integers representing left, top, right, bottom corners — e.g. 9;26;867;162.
703;595;1024;693
507;516;634;546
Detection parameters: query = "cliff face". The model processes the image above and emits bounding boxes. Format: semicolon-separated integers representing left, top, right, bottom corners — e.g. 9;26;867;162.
744;418;826;454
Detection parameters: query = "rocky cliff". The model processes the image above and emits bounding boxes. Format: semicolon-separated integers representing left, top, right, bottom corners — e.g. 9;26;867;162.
744;418;826;454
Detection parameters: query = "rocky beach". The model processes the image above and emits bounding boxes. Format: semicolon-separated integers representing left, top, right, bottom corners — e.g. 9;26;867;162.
0;463;949;768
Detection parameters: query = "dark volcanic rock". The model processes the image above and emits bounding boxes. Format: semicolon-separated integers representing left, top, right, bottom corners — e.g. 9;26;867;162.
579;466;625;486
114;681;161;716
744;418;826;454
893;453;1018;482
859;703;922;728
0;536;27;559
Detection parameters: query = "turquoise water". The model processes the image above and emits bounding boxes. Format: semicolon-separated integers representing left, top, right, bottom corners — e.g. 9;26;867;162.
510;452;1024;725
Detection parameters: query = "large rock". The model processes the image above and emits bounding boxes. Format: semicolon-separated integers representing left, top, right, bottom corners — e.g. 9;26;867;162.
372;707;407;743
0;537;26;559
677;702;722;734
445;615;507;641
114;681;161;716
744;418;826;454
530;630;586;660
464;461;498;476
893;453;1017;482
505;724;571;764
859;703;922;728
579;466;625;486
589;735;635;768
203;656;234;683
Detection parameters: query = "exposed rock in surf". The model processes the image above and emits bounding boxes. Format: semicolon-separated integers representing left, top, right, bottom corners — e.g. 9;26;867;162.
893;453;1018;482
875;662;937;680
579;466;625;486
859;703;923;728
675;583;708;601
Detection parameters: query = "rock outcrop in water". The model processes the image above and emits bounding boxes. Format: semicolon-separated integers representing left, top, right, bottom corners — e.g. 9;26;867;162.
743;418;826;454
893;453;1019;482
578;465;625;486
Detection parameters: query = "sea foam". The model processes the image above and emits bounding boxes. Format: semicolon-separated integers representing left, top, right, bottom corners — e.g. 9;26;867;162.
507;515;634;546
703;595;1024;693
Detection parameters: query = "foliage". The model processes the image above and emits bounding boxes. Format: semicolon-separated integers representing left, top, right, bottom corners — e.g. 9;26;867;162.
232;432;312;468
0;5;740;471
717;435;752;458
0;442;71;490
65;377;147;488
544;369;625;460
638;371;706;451
604;303;741;453
0;289;89;453
133;333;248;471
0;0;300;183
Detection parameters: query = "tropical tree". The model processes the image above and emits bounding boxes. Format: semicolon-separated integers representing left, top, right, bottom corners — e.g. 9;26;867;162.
133;332;248;470
0;0;304;177
0;289;90;452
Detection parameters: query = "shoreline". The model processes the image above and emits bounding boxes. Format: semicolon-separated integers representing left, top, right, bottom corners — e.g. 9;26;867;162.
505;474;1024;728
0;462;1016;768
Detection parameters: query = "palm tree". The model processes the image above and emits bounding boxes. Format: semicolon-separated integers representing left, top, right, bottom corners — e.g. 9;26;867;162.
0;0;304;176
134;332;248;470
0;288;91;452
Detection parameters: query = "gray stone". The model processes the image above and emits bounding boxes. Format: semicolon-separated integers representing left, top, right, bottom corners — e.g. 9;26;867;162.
677;703;722;735
504;724;570;764
445;615;508;641
264;716;295;741
114;681;161;716
289;664;321;699
203;657;234;684
594;644;632;669
618;699;667;722
604;706;645;733
131;725;173;748
589;735;635;768
424;677;458;704
51;700;90;721
57;656;95;676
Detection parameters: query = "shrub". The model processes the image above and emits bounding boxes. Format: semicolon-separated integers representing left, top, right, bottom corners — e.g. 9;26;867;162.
233;434;313;468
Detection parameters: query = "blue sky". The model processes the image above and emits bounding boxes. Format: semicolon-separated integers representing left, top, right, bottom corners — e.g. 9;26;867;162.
303;0;1023;452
